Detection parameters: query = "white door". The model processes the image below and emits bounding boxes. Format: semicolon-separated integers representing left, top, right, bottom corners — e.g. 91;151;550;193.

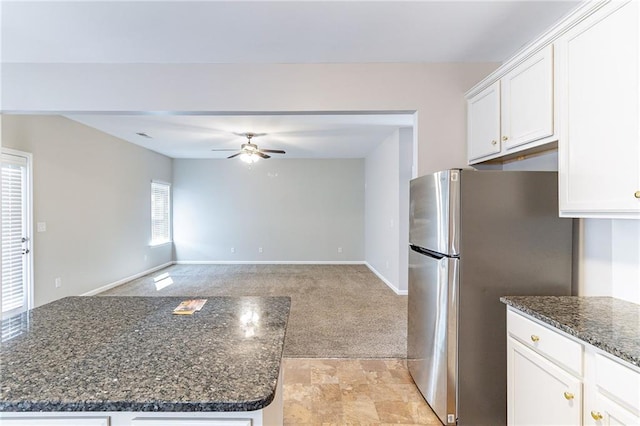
1;150;33;319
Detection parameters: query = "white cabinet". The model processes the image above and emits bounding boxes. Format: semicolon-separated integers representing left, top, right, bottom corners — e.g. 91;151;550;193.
556;0;640;219
501;45;554;151
507;309;583;425
467;81;501;161
585;353;640;425
467;45;556;164
508;338;582;425
588;391;640;425
507;308;640;426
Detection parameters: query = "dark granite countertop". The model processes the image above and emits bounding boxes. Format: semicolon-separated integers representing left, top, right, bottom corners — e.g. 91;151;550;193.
0;296;290;412
501;296;640;368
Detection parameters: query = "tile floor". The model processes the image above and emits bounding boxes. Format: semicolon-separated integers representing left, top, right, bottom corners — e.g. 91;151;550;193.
282;358;442;425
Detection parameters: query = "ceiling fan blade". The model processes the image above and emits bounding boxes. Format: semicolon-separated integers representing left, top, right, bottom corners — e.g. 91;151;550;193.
260;149;286;154
211;148;240;151
227;152;242;159
255;152;271;159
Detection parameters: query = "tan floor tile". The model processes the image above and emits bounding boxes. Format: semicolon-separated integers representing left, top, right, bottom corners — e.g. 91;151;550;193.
368;383;408;402
343;400;380;423
284;382;321;402
336;366;369;385
312;401;344;424
283;400;314;424
312;383;342;403
340;383;373;402
359;359;388;373
283;358;439;425
375;400;415;423
409;401;442;424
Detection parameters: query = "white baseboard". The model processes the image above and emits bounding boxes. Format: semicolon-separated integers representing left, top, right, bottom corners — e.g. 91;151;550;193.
81;262;176;296
175;260;366;265
365;262;408;295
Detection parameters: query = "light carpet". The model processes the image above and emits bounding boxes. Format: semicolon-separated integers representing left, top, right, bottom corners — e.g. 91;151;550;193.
100;264;407;358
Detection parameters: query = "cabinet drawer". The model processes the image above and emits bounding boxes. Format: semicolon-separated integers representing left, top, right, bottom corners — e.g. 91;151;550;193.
595;353;640;414
507;309;583;376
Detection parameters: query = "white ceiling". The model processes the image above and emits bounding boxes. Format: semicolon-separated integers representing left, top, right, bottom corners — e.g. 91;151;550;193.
4;0;582;159
66;113;414;159
2;1;581;64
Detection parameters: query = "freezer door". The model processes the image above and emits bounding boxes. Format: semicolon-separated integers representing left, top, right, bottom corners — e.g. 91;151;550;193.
409;170;460;256
407;246;459;425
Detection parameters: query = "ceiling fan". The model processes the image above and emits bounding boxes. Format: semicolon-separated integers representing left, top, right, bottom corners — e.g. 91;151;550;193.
211;132;286;163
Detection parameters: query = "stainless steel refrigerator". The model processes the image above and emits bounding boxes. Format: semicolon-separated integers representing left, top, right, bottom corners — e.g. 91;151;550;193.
408;169;573;426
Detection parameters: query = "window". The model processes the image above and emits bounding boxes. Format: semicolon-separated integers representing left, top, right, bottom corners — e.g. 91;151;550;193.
151;181;171;246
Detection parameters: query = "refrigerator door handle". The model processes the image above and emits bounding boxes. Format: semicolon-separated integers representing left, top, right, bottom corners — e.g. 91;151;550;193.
410;244;453;260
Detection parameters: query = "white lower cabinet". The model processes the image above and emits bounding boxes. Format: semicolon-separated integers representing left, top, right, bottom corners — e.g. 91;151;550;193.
507;308;640;426
588;392;640;426
508;337;582;425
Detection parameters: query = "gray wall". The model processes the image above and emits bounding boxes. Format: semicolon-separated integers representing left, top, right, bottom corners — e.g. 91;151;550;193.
364;129;413;293
173;158;364;262
2;115;173;307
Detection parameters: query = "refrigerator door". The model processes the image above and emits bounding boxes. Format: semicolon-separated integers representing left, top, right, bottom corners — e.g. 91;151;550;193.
407;246;459;425
409;170;460;256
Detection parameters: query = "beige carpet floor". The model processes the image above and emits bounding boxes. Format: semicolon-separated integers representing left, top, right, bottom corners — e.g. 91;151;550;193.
100;264;408;358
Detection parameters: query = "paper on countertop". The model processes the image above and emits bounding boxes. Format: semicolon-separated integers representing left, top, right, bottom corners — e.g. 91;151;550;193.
172;299;207;315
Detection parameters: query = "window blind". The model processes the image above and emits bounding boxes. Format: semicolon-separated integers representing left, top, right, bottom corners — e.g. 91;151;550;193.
151;181;171;245
2;158;27;315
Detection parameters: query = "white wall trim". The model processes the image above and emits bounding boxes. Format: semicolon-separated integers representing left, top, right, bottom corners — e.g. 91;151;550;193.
81;262;175;296
175;260;366;265
365;262;408;296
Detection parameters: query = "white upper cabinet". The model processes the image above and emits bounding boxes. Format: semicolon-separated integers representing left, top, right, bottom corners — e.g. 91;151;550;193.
465;0;640;218
501;45;554;151
556;0;640;219
467;81;501;161
466;45;556;165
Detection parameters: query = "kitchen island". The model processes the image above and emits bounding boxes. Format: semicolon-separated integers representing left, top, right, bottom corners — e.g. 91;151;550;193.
0;296;290;425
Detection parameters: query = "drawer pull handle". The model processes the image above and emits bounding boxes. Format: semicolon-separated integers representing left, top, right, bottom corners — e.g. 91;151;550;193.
530;335;540;342
635;191;640;198
591;411;603;421
563;391;574;400
491;140;497;146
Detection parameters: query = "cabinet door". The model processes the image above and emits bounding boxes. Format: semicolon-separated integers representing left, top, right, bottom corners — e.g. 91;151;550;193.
508;337;582;426
556;0;640;218
501;45;554;150
467;81;501;162
586;391;640;426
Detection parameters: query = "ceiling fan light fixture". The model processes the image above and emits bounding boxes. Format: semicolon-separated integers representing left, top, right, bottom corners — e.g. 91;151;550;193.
240;152;259;164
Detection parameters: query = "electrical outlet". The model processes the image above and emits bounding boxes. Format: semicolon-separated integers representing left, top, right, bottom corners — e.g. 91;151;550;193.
37;222;47;232
337;247;343;253
231;247;235;253
55;277;62;288
258;247;263;253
